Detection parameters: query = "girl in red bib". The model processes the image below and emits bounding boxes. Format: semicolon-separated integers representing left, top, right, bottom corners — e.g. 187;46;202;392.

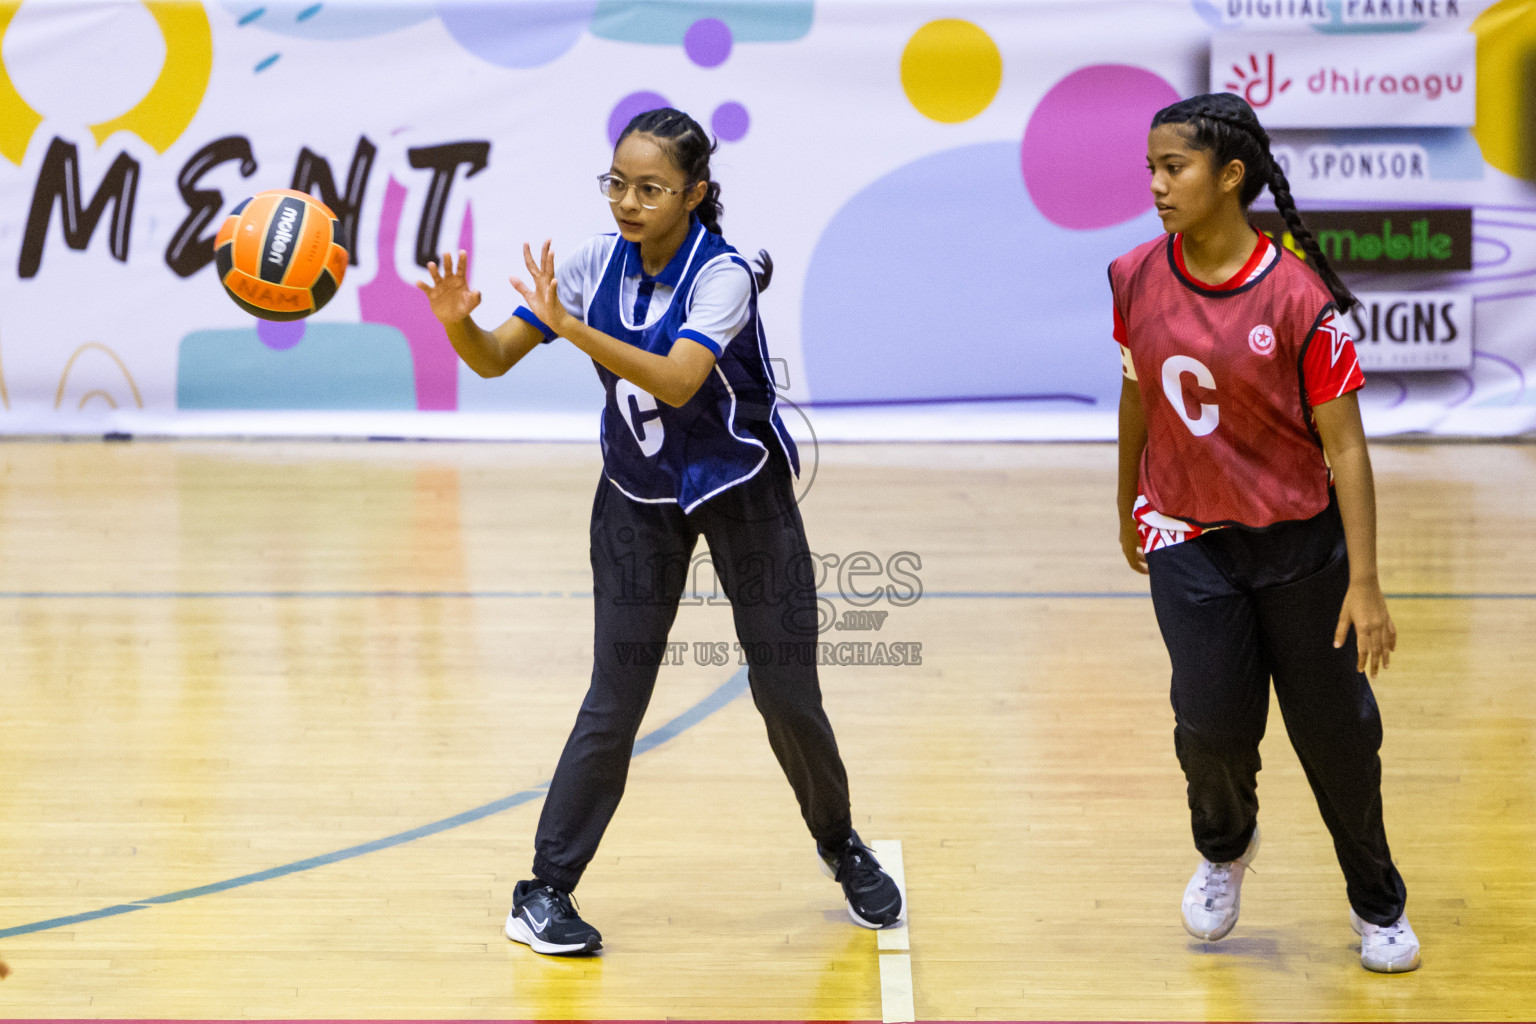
1111;93;1419;973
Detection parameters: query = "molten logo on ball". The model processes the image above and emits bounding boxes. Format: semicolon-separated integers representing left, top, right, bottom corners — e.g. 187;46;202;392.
215;189;349;322
267;205;299;262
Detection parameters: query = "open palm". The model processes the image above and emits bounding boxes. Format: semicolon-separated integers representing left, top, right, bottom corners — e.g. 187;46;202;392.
416;250;481;325
510;240;566;334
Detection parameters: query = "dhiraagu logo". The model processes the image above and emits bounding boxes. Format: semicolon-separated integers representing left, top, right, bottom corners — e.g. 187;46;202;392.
1251;208;1471;272
1210;33;1475;128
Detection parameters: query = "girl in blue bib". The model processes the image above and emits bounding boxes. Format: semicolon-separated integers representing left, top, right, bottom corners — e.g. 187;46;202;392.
418;108;902;955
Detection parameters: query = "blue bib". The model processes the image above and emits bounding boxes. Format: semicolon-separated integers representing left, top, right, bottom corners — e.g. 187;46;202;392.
587;221;798;512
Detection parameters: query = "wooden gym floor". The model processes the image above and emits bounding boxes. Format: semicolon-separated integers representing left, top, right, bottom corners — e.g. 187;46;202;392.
0;438;1531;1021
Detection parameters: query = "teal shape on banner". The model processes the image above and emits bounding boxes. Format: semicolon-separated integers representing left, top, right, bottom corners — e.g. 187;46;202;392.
591;1;812;44
1314;2;1426;33
223;2;435;39
177;323;417;409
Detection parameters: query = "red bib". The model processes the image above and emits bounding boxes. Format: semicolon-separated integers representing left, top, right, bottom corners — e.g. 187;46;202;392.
1109;232;1363;529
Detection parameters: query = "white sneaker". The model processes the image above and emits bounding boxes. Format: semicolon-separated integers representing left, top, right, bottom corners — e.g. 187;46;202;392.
1181;826;1260;941
1352;909;1421;973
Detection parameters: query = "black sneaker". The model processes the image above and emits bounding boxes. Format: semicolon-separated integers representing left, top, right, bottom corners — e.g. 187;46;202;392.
817;831;904;929
504;880;602;955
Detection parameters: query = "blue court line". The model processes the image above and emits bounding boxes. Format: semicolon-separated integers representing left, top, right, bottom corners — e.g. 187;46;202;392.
0;669;751;941
0;590;1530;600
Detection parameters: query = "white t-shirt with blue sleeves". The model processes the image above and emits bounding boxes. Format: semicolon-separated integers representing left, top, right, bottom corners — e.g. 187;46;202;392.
514;233;753;358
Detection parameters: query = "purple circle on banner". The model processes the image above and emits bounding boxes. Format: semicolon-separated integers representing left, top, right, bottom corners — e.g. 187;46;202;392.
257;318;305;350
684;18;732;67
712;101;749;142
608;90;670;146
1020;64;1181;230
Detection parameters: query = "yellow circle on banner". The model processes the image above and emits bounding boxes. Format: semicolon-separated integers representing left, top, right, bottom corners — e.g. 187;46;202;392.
0;3;44;166
0;0;210;165
89;1;212;155
1472;0;1536;181
900;19;1002;124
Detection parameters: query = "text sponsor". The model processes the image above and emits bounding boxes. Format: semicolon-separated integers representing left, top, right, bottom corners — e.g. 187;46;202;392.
1212;33;1475;127
1270;143;1428;187
1250;208;1472;273
1347;292;1472;370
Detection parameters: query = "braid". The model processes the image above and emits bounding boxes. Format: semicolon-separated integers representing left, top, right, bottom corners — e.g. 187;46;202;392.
1152;92;1356;312
616;106;770;291
695;180;724;235
1266;160;1357;312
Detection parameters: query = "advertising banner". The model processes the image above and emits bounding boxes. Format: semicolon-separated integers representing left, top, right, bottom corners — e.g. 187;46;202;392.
1211;31;1476;127
1250;208;1473;272
0;0;1531;441
1348;292;1473;369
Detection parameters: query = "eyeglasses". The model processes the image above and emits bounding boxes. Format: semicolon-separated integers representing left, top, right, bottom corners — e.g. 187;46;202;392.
597;173;686;209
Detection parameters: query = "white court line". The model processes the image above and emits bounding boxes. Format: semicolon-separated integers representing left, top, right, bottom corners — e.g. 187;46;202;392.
872;838;909;951
879;954;916;1024
871;839;914;1023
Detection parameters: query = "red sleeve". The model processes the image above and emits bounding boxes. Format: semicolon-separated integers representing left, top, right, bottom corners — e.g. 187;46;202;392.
1113;305;1127;344
1302;307;1365;405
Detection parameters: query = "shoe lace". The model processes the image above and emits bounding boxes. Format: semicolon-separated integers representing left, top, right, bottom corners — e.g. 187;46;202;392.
539;885;580;921
834;842;886;893
1199;861;1234;900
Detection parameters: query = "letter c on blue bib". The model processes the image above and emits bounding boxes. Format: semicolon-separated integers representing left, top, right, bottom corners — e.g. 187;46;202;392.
616;379;664;457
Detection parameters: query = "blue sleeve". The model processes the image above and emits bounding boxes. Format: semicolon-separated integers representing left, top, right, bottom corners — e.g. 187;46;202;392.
675;257;751;357
675;328;723;358
513;306;557;344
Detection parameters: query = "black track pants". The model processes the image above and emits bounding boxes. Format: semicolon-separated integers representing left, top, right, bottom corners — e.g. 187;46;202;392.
530;455;853;891
1146;498;1407;925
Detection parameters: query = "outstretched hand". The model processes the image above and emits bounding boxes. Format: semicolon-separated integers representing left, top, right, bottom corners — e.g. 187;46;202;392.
1335;578;1396;678
416;250;481;325
510;240;568;335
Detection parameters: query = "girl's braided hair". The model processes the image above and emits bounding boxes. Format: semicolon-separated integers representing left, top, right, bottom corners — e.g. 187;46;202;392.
1151;92;1356;312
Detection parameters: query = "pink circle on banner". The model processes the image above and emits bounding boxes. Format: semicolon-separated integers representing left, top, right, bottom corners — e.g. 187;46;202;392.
684;18;732;67
1021;65;1181;231
608;90;670;146
712;101;749;142
257;318;305;350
